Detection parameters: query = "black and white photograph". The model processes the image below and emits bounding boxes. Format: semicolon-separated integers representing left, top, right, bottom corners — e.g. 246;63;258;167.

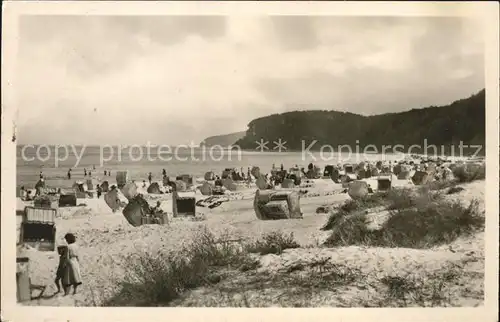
1;1;498;321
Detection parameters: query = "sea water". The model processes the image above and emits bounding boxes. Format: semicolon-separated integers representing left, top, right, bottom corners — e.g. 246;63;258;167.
16;145;407;188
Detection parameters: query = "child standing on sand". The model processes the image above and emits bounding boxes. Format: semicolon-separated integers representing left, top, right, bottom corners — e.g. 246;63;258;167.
55;245;68;294
62;233;82;295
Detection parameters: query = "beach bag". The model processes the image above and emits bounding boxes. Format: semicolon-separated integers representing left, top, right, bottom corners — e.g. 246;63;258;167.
348;180;369;200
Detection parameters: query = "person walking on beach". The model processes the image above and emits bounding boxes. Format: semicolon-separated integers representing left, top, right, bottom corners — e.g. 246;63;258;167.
162;169;167;177
62;233;82;295
39;171;43;179
84;168;87;177
104;170;107;176
96;184;102;199
67;169;72;180
148;172;152;184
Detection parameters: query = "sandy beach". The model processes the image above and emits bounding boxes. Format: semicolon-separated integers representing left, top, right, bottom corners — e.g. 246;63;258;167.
16;173;485;307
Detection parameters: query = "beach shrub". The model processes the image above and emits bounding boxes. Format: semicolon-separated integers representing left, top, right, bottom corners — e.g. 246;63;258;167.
447;186;465;195
246;231;300;255
452;164;486;183
339;193;387;213
323;212;376;246
378;199;483;248
376;265;461;307
104;228;248;306
321;209;350;231
323;199;483;248
385;188;416;210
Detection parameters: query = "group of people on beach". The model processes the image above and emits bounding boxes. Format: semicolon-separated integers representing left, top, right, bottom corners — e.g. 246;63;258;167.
66;166;113;180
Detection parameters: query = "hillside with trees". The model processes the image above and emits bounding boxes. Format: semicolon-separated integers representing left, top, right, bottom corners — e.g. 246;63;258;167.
233;89;485;155
200;131;246;147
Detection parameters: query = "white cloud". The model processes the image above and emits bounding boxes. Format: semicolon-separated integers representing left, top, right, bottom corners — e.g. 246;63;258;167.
15;16;484;145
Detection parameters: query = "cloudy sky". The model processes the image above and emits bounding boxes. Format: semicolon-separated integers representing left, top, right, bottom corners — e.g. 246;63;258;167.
16;15;484;145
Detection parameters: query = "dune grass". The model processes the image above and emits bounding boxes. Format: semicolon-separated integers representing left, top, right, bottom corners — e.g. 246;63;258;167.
103;229;300;306
369;264;463;307
452;164;486;183
323;186;484;248
245;231;301;255
103;228;249;306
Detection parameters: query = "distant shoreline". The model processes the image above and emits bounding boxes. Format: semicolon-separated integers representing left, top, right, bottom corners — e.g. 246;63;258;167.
15;144;485;157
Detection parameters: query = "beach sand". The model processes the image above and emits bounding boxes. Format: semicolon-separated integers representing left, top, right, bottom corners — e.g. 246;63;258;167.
15;177;485;307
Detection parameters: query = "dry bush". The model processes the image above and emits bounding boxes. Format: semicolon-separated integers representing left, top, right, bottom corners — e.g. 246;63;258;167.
377;265;461;307
452;164;486;183
103;228;248;306
323;199;483;249
245;231;300;255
